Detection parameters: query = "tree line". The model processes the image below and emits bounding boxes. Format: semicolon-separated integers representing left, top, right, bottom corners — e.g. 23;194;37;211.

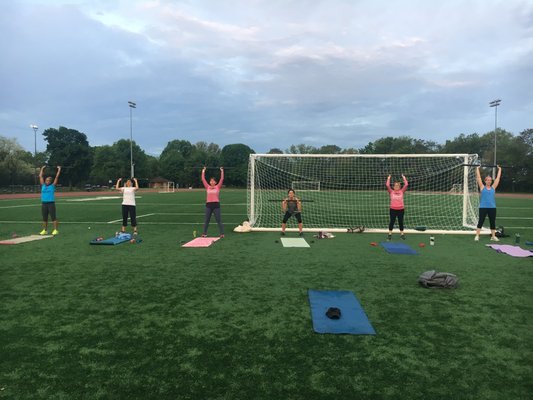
1;126;532;192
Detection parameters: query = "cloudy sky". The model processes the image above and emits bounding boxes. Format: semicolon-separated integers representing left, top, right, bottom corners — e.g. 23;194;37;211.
2;0;532;156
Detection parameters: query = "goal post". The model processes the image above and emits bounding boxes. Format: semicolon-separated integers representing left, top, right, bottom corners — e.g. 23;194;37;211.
248;153;481;234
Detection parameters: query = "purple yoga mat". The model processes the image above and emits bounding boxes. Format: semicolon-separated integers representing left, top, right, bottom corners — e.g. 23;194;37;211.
486;244;533;258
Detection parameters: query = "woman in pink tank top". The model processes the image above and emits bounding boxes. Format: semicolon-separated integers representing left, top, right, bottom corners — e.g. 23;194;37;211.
201;167;224;237
386;174;408;241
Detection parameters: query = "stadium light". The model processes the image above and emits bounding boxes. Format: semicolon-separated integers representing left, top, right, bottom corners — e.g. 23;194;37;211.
30;124;38;156
30;124;39;190
128;101;136;178
489;99;501;177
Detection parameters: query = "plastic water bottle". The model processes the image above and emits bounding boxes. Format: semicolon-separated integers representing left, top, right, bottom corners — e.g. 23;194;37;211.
515;233;520;244
193;230;197;238
430;236;435;246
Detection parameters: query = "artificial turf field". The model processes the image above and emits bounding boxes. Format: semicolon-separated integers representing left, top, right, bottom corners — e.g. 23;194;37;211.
1;190;532;400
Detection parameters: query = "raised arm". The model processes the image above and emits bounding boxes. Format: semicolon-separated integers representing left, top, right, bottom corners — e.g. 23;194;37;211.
53;166;61;185
401;174;408;192
492;166;502;190
201;167;208;188
217;167;224;188
115;178;122;190
386;175;392;192
39;166;45;185
133;177;139;190
475;167;484;191
282;198;288;212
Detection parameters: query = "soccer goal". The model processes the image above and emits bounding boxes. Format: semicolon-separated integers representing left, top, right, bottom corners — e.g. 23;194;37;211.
159;181;176;193
248;153;481;234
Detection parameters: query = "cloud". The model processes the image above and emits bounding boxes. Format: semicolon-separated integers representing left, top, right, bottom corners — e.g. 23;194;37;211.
1;0;532;155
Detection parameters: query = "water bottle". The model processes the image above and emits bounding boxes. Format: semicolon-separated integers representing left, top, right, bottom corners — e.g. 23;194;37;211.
193;230;197;238
515;233;520;244
430;236;435;246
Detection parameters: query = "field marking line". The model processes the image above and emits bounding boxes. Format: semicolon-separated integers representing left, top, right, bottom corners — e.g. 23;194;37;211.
107;213;156;224
0;204;39;209
66;196;122;202
0;220;250;226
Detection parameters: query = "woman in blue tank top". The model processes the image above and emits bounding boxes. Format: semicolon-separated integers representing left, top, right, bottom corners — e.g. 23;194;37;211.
39;165;61;235
474;165;501;241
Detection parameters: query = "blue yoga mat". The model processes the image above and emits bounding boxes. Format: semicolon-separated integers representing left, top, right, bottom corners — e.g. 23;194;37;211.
90;234;131;245
308;289;376;335
380;242;418;255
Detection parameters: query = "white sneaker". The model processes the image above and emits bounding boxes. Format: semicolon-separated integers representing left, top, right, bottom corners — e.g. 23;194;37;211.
490;236;500;242
474;235;479;241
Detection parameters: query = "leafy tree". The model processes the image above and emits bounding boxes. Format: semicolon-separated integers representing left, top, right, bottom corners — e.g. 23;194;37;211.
43;126;92;187
0;136;34;185
221;144;255;187
286;144;318;154
318;145;342;154
112;139;150;179
90;145;122;184
267;148;284;154
360;136;441;154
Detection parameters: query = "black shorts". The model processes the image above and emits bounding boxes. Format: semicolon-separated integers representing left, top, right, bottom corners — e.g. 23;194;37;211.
282;211;302;224
42;202;57;221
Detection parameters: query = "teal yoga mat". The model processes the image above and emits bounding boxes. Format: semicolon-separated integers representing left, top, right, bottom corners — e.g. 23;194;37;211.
308;289;376;335
90;234;132;245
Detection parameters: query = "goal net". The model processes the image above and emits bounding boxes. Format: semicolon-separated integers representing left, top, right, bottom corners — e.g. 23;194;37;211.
248;154;481;234
291;181;321;191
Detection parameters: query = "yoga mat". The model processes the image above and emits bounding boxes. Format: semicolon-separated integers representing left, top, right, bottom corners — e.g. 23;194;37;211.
380;242;418;255
280;237;310;248
308;289;376;335
0;235;53;245
90;233;132;246
182;237;220;247
486;244;533;258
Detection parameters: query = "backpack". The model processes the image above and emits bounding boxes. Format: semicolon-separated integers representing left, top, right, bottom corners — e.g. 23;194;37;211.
495;226;509;238
418;270;458;289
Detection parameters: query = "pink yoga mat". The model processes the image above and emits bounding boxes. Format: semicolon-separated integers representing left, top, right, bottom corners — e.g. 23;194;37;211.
182;237;220;247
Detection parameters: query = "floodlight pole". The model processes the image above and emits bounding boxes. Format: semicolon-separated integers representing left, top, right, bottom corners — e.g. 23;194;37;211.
489;99;501;178
128;101;136;178
30;124;39;190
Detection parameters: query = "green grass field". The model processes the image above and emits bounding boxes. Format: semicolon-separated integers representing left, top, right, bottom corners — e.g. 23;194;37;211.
1;190;532;399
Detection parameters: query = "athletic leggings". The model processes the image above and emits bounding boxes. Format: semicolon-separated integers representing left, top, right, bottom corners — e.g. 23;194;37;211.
477;208;497;230
203;202;224;235
42;202;57;221
122;205;137;227
389;209;405;231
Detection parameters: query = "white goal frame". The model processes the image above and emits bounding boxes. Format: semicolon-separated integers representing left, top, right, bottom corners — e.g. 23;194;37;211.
248;153;483;235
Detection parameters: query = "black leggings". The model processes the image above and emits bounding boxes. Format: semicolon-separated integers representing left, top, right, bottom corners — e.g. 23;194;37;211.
203;203;224;235
477;208;497;230
389;209;405;231
122;205;137;227
282;211;302;224
42;202;57;221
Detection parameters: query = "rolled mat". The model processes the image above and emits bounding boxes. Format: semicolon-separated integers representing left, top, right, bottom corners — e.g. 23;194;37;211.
308;289;376;335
